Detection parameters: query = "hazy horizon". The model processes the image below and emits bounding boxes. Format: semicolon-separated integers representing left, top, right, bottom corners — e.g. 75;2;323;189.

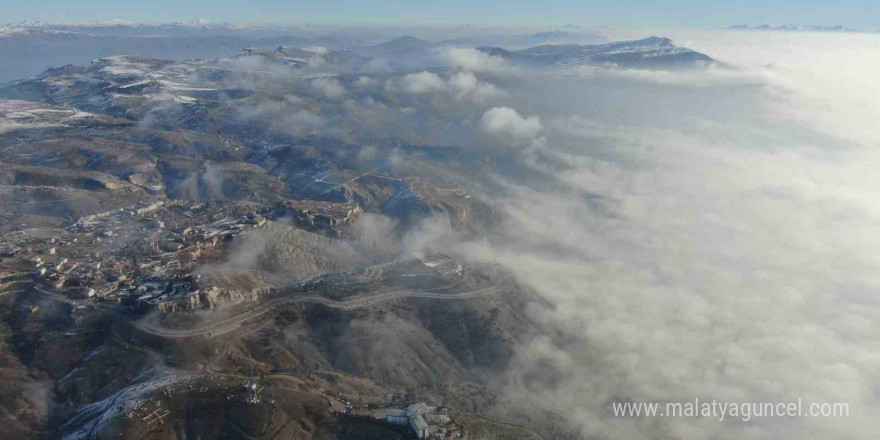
2;0;879;30
1;5;878;440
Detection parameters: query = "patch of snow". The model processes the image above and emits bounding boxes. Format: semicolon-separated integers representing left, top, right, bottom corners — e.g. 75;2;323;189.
118;79;153;89
60;371;186;440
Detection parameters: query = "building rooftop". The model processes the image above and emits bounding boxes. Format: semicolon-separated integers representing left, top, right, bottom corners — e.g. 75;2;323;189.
411;414;429;431
407;402;427;416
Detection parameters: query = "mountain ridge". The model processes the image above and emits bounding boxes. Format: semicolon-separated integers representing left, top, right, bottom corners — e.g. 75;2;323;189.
477;36;713;68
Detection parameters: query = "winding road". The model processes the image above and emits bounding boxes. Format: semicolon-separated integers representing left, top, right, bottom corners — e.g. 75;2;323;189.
30;254;504;341
131;284;504;339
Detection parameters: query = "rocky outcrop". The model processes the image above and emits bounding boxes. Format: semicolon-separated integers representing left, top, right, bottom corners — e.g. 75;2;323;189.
203;286;264;310
273;200;362;235
155;293;201;313
154;287;266;313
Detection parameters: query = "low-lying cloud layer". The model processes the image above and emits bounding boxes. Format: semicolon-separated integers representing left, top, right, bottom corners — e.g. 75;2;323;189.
445;31;880;440
205;29;876;440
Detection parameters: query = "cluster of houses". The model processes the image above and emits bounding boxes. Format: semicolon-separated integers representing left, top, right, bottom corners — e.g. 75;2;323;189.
5;200;267;308
3;197;370;313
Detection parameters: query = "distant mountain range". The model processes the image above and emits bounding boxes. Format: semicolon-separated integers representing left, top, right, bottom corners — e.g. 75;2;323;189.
2;20;302;37
0;26;712;82
443;30;606;48
728;24;865;32
348;32;608;59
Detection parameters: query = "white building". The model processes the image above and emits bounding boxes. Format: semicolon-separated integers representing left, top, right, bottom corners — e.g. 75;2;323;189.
407;403;431;439
409;414;429;439
384;402;449;438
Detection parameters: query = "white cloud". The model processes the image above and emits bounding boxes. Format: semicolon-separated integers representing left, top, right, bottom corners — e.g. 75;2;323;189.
386;70;503;105
355;76;378;88
480;106;542;144
448;71;503;102
391;71;446;94
445;47;510;73
455;32;880;440
311;77;346;99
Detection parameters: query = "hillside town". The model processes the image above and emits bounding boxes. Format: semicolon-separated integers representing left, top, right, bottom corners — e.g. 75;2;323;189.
0;197;365;313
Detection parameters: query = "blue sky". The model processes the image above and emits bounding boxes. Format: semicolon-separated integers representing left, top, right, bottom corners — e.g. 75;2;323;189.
2;0;878;29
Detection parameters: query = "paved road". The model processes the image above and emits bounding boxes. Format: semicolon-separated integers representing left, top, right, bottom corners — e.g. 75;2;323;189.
131;284;504;339
33;284;91;306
